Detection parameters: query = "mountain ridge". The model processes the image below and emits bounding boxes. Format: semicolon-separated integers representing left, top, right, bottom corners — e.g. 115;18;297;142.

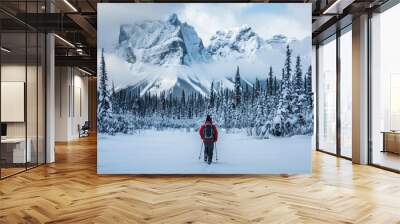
107;13;310;97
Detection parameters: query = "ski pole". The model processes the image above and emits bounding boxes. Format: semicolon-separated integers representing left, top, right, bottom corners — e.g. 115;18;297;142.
198;142;204;160
215;142;218;161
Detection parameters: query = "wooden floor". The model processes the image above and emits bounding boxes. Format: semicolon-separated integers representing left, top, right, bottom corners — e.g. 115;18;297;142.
373;151;400;171
1;136;400;224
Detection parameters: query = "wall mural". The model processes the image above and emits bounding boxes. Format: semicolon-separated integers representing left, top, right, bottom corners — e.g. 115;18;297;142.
97;3;313;174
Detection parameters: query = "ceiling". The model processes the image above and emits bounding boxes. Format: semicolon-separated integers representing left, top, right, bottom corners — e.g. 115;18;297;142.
0;0;391;75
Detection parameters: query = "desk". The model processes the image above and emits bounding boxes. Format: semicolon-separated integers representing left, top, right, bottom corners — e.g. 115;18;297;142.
381;131;400;155
1;138;31;163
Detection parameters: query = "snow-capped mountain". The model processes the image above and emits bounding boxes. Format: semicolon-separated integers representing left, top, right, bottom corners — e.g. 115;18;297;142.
207;25;263;60
207;27;305;62
265;34;293;50
117;13;210;66
107;14;310;97
113;13;216;96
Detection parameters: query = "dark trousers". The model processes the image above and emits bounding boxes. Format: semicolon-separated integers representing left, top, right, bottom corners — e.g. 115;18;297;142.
204;143;214;163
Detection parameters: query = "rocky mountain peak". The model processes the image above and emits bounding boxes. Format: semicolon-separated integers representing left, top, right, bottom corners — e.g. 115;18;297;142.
115;14;209;66
110;15;308;98
207;25;262;60
167;13;180;26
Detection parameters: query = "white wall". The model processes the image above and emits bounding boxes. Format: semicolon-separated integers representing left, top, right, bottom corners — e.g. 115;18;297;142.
1;63;47;164
1;65;41;138
55;67;89;141
1;65;27;140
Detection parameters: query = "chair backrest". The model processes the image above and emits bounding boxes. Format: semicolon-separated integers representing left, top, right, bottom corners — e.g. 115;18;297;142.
82;121;90;129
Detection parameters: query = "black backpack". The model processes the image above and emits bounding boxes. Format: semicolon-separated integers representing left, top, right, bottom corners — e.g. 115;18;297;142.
204;124;214;141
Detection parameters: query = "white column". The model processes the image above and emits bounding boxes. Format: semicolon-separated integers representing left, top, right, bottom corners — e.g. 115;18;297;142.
45;0;56;163
46;32;55;163
352;14;369;164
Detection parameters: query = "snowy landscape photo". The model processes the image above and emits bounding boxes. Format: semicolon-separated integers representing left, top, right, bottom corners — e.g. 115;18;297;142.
97;3;313;174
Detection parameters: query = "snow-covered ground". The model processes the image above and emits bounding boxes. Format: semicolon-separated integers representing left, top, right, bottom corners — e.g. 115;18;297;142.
98;129;311;174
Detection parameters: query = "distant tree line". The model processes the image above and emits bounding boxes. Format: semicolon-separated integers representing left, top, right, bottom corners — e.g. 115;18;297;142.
98;45;313;138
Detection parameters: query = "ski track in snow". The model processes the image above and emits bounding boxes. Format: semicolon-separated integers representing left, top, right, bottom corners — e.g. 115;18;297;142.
98;129;312;174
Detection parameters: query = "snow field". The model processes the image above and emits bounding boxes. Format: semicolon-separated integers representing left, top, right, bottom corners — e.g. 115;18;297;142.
98;129;311;174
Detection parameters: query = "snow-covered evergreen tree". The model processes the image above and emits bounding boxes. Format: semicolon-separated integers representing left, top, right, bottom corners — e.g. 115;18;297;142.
305;65;312;94
255;78;261;97
268;66;273;96
234;66;241;105
105;46;313;137
304;65;314;134
97;48;115;135
290;56;307;134
293;56;304;94
209;81;215;108
271;45;293;136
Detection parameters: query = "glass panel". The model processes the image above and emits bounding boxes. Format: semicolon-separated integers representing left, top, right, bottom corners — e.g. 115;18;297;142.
318;36;337;154
0;1;46;178
27;31;38;169
1;31;27;177
26;0;39;169
38;32;45;165
371;4;400;171
340;29;352;158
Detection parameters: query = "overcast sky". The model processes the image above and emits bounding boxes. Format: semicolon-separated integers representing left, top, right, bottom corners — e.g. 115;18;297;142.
98;3;311;51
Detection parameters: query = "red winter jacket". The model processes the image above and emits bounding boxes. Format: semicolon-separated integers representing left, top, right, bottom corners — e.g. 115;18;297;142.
199;122;218;144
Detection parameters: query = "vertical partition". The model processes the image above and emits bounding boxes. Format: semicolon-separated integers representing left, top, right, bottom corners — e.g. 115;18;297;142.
370;4;400;171
0;1;47;179
0;31;28;177
317;35;337;155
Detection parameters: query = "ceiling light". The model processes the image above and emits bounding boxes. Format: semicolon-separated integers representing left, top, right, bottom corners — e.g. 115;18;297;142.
54;34;75;48
78;67;92;76
1;47;11;53
322;0;353;15
63;0;78;12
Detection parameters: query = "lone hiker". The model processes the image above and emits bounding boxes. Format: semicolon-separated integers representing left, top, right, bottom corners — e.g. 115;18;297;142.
199;115;218;165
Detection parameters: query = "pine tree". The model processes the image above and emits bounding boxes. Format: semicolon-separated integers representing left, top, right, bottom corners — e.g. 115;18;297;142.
284;45;292;82
289;56;307;134
271;45;294;137
97;48;114;134
234;66;241;105
209;81;215;108
255;78;261;97
305;65;312;94
304;64;314;134
244;83;249;103
268;66;273;96
111;80;118;112
181;90;186;106
112;81;116;97
293;55;304;94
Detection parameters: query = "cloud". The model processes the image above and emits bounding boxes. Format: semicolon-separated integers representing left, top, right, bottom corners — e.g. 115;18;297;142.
179;4;241;46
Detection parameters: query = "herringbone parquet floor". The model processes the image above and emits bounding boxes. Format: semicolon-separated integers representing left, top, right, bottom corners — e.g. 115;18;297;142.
1;135;400;224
